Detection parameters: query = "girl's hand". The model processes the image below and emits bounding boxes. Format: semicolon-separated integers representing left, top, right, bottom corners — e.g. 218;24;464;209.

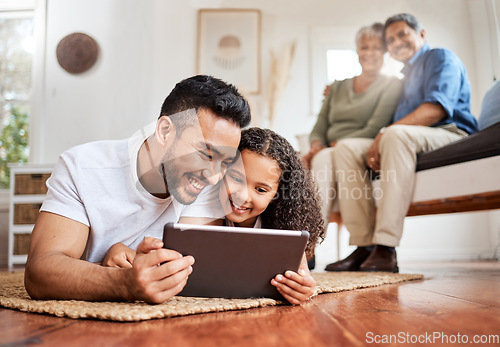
102;242;136;268
270;255;316;305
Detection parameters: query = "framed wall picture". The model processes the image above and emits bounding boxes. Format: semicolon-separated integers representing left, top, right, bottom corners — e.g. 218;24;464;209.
197;9;261;94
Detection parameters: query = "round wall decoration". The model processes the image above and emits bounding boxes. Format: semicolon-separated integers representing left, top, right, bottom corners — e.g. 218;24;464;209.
56;32;99;74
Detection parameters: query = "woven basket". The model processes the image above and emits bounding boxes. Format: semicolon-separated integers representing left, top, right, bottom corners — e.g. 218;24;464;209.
13;203;41;225
14;173;50;195
13;233;31;255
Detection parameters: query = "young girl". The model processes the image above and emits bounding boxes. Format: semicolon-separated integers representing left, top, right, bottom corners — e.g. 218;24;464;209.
104;128;325;304
217;127;325;304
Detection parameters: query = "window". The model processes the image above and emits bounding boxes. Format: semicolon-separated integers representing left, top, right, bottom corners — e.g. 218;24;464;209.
326;49;361;81
310;27;405;118
326;49;403;83
0;4;34;188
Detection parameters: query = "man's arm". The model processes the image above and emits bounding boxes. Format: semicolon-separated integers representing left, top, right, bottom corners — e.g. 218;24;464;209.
392;102;446;127
25;211;194;303
365;102;446;171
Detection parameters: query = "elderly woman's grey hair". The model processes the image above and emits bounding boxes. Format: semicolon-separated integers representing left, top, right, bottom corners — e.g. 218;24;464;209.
355;22;385;49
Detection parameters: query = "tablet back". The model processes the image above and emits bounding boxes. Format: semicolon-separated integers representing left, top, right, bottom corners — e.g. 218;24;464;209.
163;223;309;300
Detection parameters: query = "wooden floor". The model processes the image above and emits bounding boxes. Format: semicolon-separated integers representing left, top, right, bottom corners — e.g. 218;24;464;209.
1;261;499;346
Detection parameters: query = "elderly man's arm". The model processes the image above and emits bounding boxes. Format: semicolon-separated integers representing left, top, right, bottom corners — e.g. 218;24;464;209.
392;102;446;127
365;103;446;171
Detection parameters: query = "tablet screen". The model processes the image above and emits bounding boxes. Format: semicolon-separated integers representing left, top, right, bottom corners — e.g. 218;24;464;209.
163;223;309;300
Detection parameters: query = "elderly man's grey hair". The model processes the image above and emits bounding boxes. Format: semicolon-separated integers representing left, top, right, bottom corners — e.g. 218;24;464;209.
384;13;424;34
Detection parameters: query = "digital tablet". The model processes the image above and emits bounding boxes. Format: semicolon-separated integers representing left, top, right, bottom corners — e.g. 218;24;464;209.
162;223;309;300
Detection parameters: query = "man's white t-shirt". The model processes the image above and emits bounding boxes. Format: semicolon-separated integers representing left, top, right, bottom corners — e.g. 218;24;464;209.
41;125;223;262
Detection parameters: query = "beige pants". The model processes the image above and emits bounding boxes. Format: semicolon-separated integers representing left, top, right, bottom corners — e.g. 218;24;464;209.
333;125;466;247
310;147;338;225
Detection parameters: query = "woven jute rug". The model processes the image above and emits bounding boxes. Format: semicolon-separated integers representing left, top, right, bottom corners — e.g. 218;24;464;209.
0;271;423;322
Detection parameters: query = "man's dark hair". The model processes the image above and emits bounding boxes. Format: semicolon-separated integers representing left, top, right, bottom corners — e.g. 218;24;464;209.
384;13;423;36
159;75;251;134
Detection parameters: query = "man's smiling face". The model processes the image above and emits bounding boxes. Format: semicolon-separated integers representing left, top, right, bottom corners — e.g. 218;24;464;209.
161;108;241;205
384;20;425;64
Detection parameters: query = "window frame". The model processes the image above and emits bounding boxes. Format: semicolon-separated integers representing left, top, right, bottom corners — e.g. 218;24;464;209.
308;25;403;117
308;26;358;117
0;0;45;206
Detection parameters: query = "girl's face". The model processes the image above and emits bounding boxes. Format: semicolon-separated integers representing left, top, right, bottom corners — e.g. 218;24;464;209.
219;149;281;227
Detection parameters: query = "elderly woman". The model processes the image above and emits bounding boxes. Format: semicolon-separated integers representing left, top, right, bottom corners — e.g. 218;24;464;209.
302;23;403;270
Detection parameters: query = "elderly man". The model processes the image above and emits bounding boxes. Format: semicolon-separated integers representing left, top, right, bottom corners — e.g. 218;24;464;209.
326;13;478;272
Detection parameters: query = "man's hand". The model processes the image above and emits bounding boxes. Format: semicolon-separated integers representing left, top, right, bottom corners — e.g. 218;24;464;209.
365;133;383;172
365;102;447;172
25;213;193;303
126;237;194;304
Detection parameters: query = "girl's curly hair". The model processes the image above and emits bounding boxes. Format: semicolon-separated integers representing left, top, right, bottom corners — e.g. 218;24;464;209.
238;127;326;257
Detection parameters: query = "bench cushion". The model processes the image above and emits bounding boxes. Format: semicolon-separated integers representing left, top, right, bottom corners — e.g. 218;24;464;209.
416;122;500;171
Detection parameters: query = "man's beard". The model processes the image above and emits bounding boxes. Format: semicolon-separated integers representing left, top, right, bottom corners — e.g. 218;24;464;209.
160;148;201;205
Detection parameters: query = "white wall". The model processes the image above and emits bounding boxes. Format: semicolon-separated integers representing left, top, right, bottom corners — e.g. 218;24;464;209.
34;0;497;163
37;0;201;163
2;0;498;266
